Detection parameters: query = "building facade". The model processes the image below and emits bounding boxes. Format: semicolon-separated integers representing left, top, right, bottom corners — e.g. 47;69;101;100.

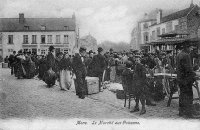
130;2;200;53
0;13;77;58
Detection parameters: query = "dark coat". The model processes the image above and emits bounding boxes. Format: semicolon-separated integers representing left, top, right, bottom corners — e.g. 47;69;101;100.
91;54;106;76
72;53;87;76
59;57;72;70
122;68;133;92
134;62;147;95
46;52;55;70
176;51;196;85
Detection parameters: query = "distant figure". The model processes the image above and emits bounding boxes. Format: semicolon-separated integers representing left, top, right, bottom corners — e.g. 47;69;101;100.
91;47;106;91
8;51;16;75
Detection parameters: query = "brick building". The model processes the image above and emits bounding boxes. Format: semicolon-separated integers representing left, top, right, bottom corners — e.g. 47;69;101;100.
0;13;78;58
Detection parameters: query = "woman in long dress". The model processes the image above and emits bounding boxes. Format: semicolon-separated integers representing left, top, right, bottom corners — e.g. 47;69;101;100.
59;53;73;91
16;50;26;79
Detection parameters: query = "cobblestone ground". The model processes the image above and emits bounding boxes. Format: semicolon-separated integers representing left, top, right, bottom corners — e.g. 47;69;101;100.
0;67;200;130
0;68;136;119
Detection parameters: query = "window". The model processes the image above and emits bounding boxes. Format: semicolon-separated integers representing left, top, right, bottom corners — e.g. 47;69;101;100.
8;35;13;44
63;49;68;54
32;35;37;44
8;49;13;52
156;27;160;36
41;26;46;30
64;26;69;30
41;35;45;44
143;23;148;29
23;49;28;53
152;31;156;40
41;50;46;55
166;22;173;33
64;35;69;43
162;28;165;34
180;21;187;30
23;35;28;44
56;35;60;43
143;32;149;42
174;25;179;30
24;26;29;30
47;35;52;44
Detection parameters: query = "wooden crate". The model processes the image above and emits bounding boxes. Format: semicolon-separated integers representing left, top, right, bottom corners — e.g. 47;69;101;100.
86;77;99;95
2;63;8;68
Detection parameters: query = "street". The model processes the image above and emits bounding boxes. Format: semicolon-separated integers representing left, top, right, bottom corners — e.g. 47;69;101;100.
0;67;200;130
0;67;136;119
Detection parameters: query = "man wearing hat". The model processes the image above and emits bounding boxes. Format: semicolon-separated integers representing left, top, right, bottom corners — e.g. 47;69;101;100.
176;41;200;118
72;46;87;99
46;46;56;71
85;50;94;76
91;47;106;91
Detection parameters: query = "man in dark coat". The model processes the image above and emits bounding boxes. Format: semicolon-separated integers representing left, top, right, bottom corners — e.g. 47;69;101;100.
176;41;200;118
8;51;16;75
44;46;57;87
72;46;87;99
46;46;56;71
91;47;106;91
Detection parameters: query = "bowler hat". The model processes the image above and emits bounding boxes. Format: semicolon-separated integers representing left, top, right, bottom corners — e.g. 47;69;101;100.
98;47;103;52
49;46;55;51
79;46;87;52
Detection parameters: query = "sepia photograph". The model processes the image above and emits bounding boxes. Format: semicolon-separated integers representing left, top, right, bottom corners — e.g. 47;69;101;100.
0;0;200;129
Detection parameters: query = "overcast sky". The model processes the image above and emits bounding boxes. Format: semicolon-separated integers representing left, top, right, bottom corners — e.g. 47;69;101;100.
0;0;198;43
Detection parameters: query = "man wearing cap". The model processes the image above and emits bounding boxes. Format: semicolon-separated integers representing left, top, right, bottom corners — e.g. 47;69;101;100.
47;46;56;71
85;50;94;76
72;46;87;99
91;47;106;91
176;41;200;118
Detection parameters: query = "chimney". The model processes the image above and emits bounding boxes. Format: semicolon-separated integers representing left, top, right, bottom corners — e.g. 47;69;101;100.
72;12;76;21
156;9;162;24
19;13;25;24
144;13;148;20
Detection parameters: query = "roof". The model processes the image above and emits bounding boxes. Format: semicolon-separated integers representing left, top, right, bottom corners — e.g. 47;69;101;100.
147;37;199;45
138;19;156;23
0;18;76;32
161;5;195;23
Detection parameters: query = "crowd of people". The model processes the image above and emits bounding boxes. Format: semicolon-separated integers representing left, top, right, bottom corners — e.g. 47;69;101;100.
4;41;200;118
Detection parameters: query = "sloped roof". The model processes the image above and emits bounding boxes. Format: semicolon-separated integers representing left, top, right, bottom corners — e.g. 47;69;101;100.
0;18;76;31
161;6;195;23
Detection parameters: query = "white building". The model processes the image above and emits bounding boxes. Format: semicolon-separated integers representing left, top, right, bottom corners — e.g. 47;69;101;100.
0;13;78;58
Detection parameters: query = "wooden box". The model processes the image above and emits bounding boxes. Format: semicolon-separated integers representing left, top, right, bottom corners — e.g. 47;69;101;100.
86;77;99;95
2;63;8;68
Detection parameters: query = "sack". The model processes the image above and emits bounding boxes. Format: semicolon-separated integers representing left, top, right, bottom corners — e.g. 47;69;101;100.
43;68;57;85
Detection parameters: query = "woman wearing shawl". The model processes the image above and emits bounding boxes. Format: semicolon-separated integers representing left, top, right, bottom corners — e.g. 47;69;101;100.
59;53;73;90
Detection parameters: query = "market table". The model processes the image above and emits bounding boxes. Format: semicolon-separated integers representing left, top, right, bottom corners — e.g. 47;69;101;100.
146;72;200;107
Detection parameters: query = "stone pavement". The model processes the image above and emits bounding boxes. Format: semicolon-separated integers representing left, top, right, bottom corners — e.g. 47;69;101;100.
0;67;136;119
0;67;200;130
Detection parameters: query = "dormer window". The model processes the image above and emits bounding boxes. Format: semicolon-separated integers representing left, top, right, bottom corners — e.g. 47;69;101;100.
64;26;69;30
24;26;29;30
41;25;46;30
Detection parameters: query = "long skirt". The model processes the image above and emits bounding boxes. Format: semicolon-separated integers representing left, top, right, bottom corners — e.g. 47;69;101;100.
59;69;72;90
16;63;26;78
110;66;116;82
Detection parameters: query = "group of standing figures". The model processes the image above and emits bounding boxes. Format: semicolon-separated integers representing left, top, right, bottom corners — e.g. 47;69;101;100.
6;40;200;118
